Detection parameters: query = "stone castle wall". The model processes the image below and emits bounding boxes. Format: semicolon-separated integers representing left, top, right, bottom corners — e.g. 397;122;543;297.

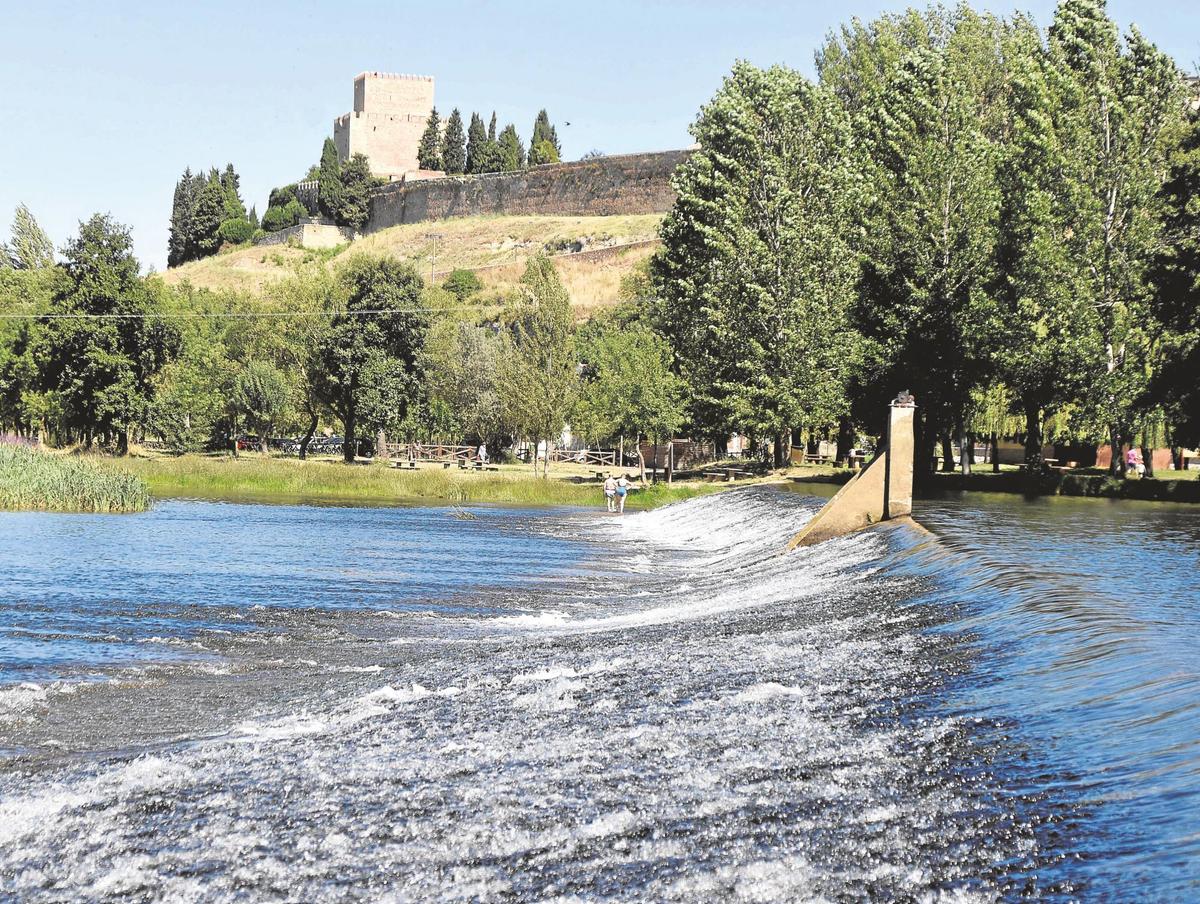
366;149;691;232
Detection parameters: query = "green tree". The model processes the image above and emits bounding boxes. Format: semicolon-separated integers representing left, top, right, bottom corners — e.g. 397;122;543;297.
498;124;525;171
337;153;376;231
41;215;180;453
167;169;197;268
441;109;467;175
2;204;54;271
315;256;428;462
575;320;684;481
417;107;443;170
441;268;483;301
465;112;488;174
191;170;228;259
1045;0;1182;475
488;111;497;141
220;163;246;222
528;139;560;167
233;360;290;454
424;318;505;446
496;256;578;476
317;137;343;222
655;62;862;467
529;109;561;164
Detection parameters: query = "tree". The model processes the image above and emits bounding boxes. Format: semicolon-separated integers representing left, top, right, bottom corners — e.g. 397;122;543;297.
318;137;343;222
315;256;428;462
993;14;1103;467
1149;107;1200;450
217;218;254;245
3;204;54;270
1045;0;1182;475
654;62;862;467
233;360;290;454
496;256;578;476
530;109;561;163
528;140;560;167
424;318;505;447
248;206;259;230
191;170;228;259
441;268;483;301
465;112;488;174
40;215;180;452
488;111;497;142
441;109;467;175
417;107;443;171
498;124;525;171
575;320;685;482
337;153;376;231
167;169;197;268
220;163;246;222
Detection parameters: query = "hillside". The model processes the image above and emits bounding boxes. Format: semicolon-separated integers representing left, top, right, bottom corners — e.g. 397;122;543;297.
162;214;664;314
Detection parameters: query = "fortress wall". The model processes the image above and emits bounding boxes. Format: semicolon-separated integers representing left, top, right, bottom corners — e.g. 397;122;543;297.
366;149;691;231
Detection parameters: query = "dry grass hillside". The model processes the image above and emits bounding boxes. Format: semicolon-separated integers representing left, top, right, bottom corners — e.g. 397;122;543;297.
162;214;664;313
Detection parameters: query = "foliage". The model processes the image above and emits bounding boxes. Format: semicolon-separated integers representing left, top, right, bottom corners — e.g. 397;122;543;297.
233;360;290;452
314;256;428;461
529;109;561;164
218;218;255;246
496;256;578;475
466;112;488;174
498;124;526;171
528;139;560;167
2;204;54;270
336;153;376;231
417;107;443;171
317;137;343;221
441;109;467;175
441;268;483;301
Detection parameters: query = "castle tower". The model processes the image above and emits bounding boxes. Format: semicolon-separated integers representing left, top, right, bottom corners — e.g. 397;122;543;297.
333;72;435;181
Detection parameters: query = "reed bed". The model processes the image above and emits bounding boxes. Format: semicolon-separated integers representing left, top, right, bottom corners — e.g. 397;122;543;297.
116;455;715;510
0;445;151;513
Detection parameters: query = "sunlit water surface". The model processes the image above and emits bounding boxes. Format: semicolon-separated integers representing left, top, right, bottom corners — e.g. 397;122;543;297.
0;490;1197;901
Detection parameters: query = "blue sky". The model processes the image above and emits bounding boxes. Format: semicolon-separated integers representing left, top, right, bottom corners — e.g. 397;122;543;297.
1;1;1195;271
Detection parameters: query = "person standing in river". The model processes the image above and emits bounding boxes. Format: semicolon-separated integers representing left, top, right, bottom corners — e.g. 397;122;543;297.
615;474;630;513
603;475;617;512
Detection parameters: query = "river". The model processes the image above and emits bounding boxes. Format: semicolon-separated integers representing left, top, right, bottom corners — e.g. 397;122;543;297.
0;488;1197;901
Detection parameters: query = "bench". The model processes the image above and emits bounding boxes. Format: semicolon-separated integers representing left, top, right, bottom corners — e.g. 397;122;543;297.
703;468;753;482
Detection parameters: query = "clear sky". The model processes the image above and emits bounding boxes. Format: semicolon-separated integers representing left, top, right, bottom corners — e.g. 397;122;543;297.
1;1;1195;271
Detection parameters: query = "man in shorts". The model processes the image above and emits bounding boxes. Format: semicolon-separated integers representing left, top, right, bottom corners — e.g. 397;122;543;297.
603;475;618;512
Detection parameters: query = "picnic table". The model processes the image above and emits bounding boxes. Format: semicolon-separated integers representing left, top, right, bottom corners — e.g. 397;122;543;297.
703;467;753;482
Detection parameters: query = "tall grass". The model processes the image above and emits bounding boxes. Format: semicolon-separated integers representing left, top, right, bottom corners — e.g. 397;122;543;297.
0;445;151;513
115;455;717;510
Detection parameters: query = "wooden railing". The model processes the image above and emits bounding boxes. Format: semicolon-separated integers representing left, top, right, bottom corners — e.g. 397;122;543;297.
381;442;477;462
547;448;617;466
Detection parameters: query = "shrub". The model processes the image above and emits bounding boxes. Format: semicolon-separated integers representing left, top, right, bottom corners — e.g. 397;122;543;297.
442;268;483;301
267;184;298;209
0;445;151;513
218;218;254;245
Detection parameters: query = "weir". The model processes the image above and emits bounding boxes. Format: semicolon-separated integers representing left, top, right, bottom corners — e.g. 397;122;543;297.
787;397;916;549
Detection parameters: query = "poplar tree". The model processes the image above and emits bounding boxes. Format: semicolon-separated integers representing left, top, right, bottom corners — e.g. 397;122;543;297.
496;256;578;476
1044;0;1182;474
417;107;443;170
465;112;487;174
317;137;343;221
441;109;466;175
499;124;525;171
654;62;861;466
5;204;54;270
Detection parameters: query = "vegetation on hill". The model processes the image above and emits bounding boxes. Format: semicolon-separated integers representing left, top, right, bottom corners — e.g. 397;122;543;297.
168;164;254;267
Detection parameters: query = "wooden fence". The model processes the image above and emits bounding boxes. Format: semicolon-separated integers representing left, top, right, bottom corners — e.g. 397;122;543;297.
547;448;617;466
381;442;477;462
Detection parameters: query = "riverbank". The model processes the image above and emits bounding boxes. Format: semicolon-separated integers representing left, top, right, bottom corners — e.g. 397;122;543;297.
0;444;150;513
108;454;719;510
786;464;1200;503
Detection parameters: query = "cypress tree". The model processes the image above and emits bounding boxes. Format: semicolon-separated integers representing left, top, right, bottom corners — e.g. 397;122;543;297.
465;112;487;174
488;111;497;141
499;124;525;171
247;205;259;230
528;110;562;166
441;109;466;175
191;170;227;258
417;107;443;170
338;153;376;231
220;163;246;222
167;169;195;268
318;137;343;221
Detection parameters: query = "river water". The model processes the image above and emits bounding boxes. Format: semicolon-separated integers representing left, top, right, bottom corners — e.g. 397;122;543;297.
0;489;1196;901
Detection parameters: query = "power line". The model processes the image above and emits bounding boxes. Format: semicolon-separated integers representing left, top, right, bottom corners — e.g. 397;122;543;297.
0;304;505;321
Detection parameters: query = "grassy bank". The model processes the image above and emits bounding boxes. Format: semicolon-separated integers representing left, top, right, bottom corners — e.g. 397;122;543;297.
114;454;718;510
0;445;151;513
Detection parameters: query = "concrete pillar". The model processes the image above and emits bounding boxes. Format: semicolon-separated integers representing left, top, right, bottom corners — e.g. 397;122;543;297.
786;398;916;550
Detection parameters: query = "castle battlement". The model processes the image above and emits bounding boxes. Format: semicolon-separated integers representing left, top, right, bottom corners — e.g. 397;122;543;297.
354;71;434;83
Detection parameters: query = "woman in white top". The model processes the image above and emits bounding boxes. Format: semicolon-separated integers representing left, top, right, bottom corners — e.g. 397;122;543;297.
615;475;630;513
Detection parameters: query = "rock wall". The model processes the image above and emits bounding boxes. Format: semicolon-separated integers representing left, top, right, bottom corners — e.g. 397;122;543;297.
366;149;691;232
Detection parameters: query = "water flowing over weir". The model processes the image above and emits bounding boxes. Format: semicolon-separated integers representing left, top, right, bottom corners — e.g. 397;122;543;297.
0;489;1198;901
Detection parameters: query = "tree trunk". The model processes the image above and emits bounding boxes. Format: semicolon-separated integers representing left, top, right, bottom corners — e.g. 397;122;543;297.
1141;440;1155;480
260;432;270;455
991;432;1001;473
774;430;789;469
230;417;238;458
1023;403;1042;470
667;440;674;484
117;425;130;457
299;413;318;460
940;433;955;472
959;423;970;476
652;439;659;483
342;410;356;463
637;439;647;484
1109;426;1124;478
835;416;854;466
377;429;387;463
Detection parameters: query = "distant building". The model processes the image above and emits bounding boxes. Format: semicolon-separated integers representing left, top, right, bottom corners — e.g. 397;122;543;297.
333;72;437;181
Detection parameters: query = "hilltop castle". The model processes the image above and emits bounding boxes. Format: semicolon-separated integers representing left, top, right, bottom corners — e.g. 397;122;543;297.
333;72;437;181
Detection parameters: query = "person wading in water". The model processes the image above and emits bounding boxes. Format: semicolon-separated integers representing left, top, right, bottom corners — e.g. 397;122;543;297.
603;475;617;512
615;474;630;513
